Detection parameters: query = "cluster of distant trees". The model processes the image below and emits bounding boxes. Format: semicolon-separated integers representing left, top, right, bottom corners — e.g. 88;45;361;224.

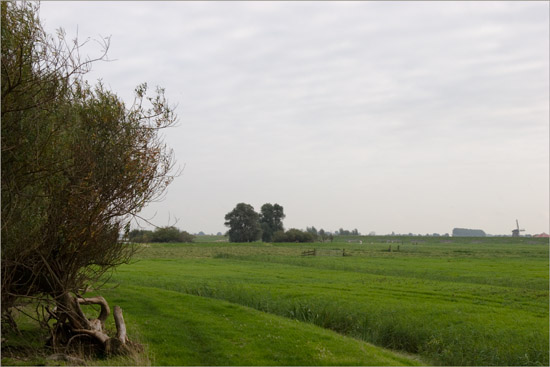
128;226;195;243
336;228;361;236
304;227;363;241
273;228;315;243
225;203;320;243
224;203;366;243
305;227;333;242
129;205;366;244
196;231;224;236
224;203;286;242
128;221;494;244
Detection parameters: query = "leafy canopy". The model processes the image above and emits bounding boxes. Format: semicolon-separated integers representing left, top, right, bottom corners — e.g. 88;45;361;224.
224;203;262;243
259;203;285;242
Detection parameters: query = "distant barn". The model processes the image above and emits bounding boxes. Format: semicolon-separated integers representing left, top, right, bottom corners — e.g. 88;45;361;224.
452;228;486;237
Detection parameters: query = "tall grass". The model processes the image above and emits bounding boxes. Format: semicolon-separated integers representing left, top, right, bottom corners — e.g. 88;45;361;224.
176;279;547;365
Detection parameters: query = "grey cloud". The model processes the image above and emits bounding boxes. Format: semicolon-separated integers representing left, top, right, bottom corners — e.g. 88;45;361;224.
39;1;549;235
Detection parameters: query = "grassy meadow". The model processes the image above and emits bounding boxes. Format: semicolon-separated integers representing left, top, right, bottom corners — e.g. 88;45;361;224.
2;236;548;365
99;236;549;366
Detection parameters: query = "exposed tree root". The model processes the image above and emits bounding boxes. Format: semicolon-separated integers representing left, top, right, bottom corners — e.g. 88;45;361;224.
49;293;141;358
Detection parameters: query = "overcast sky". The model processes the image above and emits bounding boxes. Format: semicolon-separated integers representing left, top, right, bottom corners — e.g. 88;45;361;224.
39;1;549;235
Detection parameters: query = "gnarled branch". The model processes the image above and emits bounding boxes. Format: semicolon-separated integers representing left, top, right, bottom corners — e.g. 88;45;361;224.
77;296;110;324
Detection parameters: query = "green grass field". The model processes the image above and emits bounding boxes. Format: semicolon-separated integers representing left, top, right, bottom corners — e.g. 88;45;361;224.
2;236;548;366
99;285;420;366
105;236;548;366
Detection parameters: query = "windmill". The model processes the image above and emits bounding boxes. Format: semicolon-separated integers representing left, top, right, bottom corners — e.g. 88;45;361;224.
512;219;525;237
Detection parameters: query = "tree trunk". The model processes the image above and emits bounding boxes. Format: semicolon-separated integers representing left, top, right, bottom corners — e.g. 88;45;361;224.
114;306;127;344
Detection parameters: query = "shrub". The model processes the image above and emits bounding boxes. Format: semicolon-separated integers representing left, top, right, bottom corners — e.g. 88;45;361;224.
150;226;194;243
129;227;194;243
273;229;314;243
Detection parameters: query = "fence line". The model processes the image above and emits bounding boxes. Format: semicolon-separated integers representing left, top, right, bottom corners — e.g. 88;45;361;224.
301;249;352;257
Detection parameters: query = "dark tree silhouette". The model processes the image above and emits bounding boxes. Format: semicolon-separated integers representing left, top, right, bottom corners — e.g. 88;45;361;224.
259;203;285;242
224;203;262;242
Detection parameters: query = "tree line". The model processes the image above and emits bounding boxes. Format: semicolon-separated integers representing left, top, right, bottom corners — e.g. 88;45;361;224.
224;203;362;243
128;227;195;243
126;205;364;244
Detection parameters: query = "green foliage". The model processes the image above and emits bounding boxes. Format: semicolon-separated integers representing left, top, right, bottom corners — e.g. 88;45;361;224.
318;228;334;242
273;228;315;243
259;203;285;242
337;228;361;236
1;0;176;321
150;227;180;243
129;227;194;243
224;203;262;242
306;226;319;240
150;226;194;243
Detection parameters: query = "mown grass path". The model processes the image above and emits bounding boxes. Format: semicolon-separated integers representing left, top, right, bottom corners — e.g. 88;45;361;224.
108;237;548;365
101;285;421;365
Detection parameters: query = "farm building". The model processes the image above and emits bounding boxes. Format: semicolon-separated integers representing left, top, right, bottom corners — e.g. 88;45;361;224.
452;228;486;237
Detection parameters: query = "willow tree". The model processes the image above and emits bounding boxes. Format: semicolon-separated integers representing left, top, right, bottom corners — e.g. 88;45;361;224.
1;2;177;355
